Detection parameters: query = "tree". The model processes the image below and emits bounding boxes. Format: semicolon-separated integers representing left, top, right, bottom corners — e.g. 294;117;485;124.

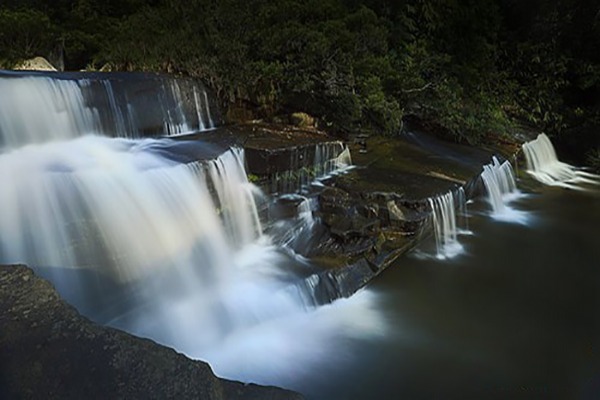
0;8;58;65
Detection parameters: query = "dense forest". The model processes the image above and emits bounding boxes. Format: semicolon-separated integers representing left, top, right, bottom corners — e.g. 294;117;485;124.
0;0;598;167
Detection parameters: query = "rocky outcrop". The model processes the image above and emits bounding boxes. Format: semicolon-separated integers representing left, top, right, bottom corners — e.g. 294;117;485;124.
14;57;57;71
243;123;521;302
281;185;431;302
0;264;303;400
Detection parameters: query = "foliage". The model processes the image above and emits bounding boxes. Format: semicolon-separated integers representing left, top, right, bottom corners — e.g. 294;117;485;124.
0;8;58;66
0;0;598;161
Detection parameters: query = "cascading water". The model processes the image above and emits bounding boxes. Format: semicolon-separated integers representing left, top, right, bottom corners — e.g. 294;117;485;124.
314;141;353;178
480;156;517;212
522;133;600;189
426;190;465;259
0;137;260;284
0;73;217;149
271;141;353;194
0;72;384;390
0;76;98;147
268;194;318;257
193;86;215;131
479;156;528;223
455;186;469;232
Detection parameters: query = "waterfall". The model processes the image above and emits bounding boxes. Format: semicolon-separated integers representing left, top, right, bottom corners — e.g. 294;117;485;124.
0;73;217;149
480;156;517;213
271;141;353;194
314;141;353;178
479;156;530;224
427;190;465;259
0;76;98;147
0;73;386;389
0;133;339;356
268;194;317;256
522;133;600;189
0;137;260;283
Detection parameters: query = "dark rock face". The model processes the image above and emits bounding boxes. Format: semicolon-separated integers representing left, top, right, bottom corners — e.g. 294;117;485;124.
313;187;428;258
0;264;303;400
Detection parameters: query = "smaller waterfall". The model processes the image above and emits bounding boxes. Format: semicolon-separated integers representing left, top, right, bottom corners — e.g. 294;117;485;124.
427;190;465;259
314;142;353;178
271;142;353;194
297;196;316;227
522;133;600;189
101;80;129;137
267;194;317;256
479;156;529;223
480;156;517;213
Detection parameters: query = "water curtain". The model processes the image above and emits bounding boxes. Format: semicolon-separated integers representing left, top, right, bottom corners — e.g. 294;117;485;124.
480;156;517;213
0;73;216;149
522;133;599;189
428;189;466;259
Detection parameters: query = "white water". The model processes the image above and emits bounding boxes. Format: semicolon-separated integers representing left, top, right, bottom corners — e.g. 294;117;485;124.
268;194;318;259
0;75;215;149
314;141;353;177
271;141;353;193
424;156;525;260
0;133;385;386
0;137;259;281
522;133;600;190
479;156;528;223
201;288;386;388
0;72;387;390
0;77;98;147
455;187;470;233
427;190;465;259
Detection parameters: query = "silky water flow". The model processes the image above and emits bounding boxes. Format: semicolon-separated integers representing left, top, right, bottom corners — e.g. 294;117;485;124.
0;72;385;391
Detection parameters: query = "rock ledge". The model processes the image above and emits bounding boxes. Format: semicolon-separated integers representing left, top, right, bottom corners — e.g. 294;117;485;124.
0;264;303;400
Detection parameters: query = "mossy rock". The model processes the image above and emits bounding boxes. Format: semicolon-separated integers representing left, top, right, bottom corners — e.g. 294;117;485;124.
289;112;315;128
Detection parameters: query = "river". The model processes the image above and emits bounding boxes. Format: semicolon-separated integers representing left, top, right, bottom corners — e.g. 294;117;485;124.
2;72;598;400
284;182;600;399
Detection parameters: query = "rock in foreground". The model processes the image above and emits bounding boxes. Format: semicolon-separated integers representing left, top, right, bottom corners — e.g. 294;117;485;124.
0;264;303;400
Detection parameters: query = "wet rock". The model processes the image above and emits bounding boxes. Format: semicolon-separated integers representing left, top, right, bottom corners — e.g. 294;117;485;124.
319;187;354;215
323;213;380;240
0;264;303;400
269;194;310;220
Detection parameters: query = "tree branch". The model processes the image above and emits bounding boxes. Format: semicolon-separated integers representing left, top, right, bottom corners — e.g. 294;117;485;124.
402;82;434;94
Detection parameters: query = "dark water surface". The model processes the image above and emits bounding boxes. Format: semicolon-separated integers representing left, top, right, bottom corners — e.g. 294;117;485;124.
298;185;600;400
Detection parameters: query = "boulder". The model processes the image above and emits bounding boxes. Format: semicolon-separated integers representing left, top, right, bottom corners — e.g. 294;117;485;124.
0;264;303;400
14;57;57;71
289;112;315;128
